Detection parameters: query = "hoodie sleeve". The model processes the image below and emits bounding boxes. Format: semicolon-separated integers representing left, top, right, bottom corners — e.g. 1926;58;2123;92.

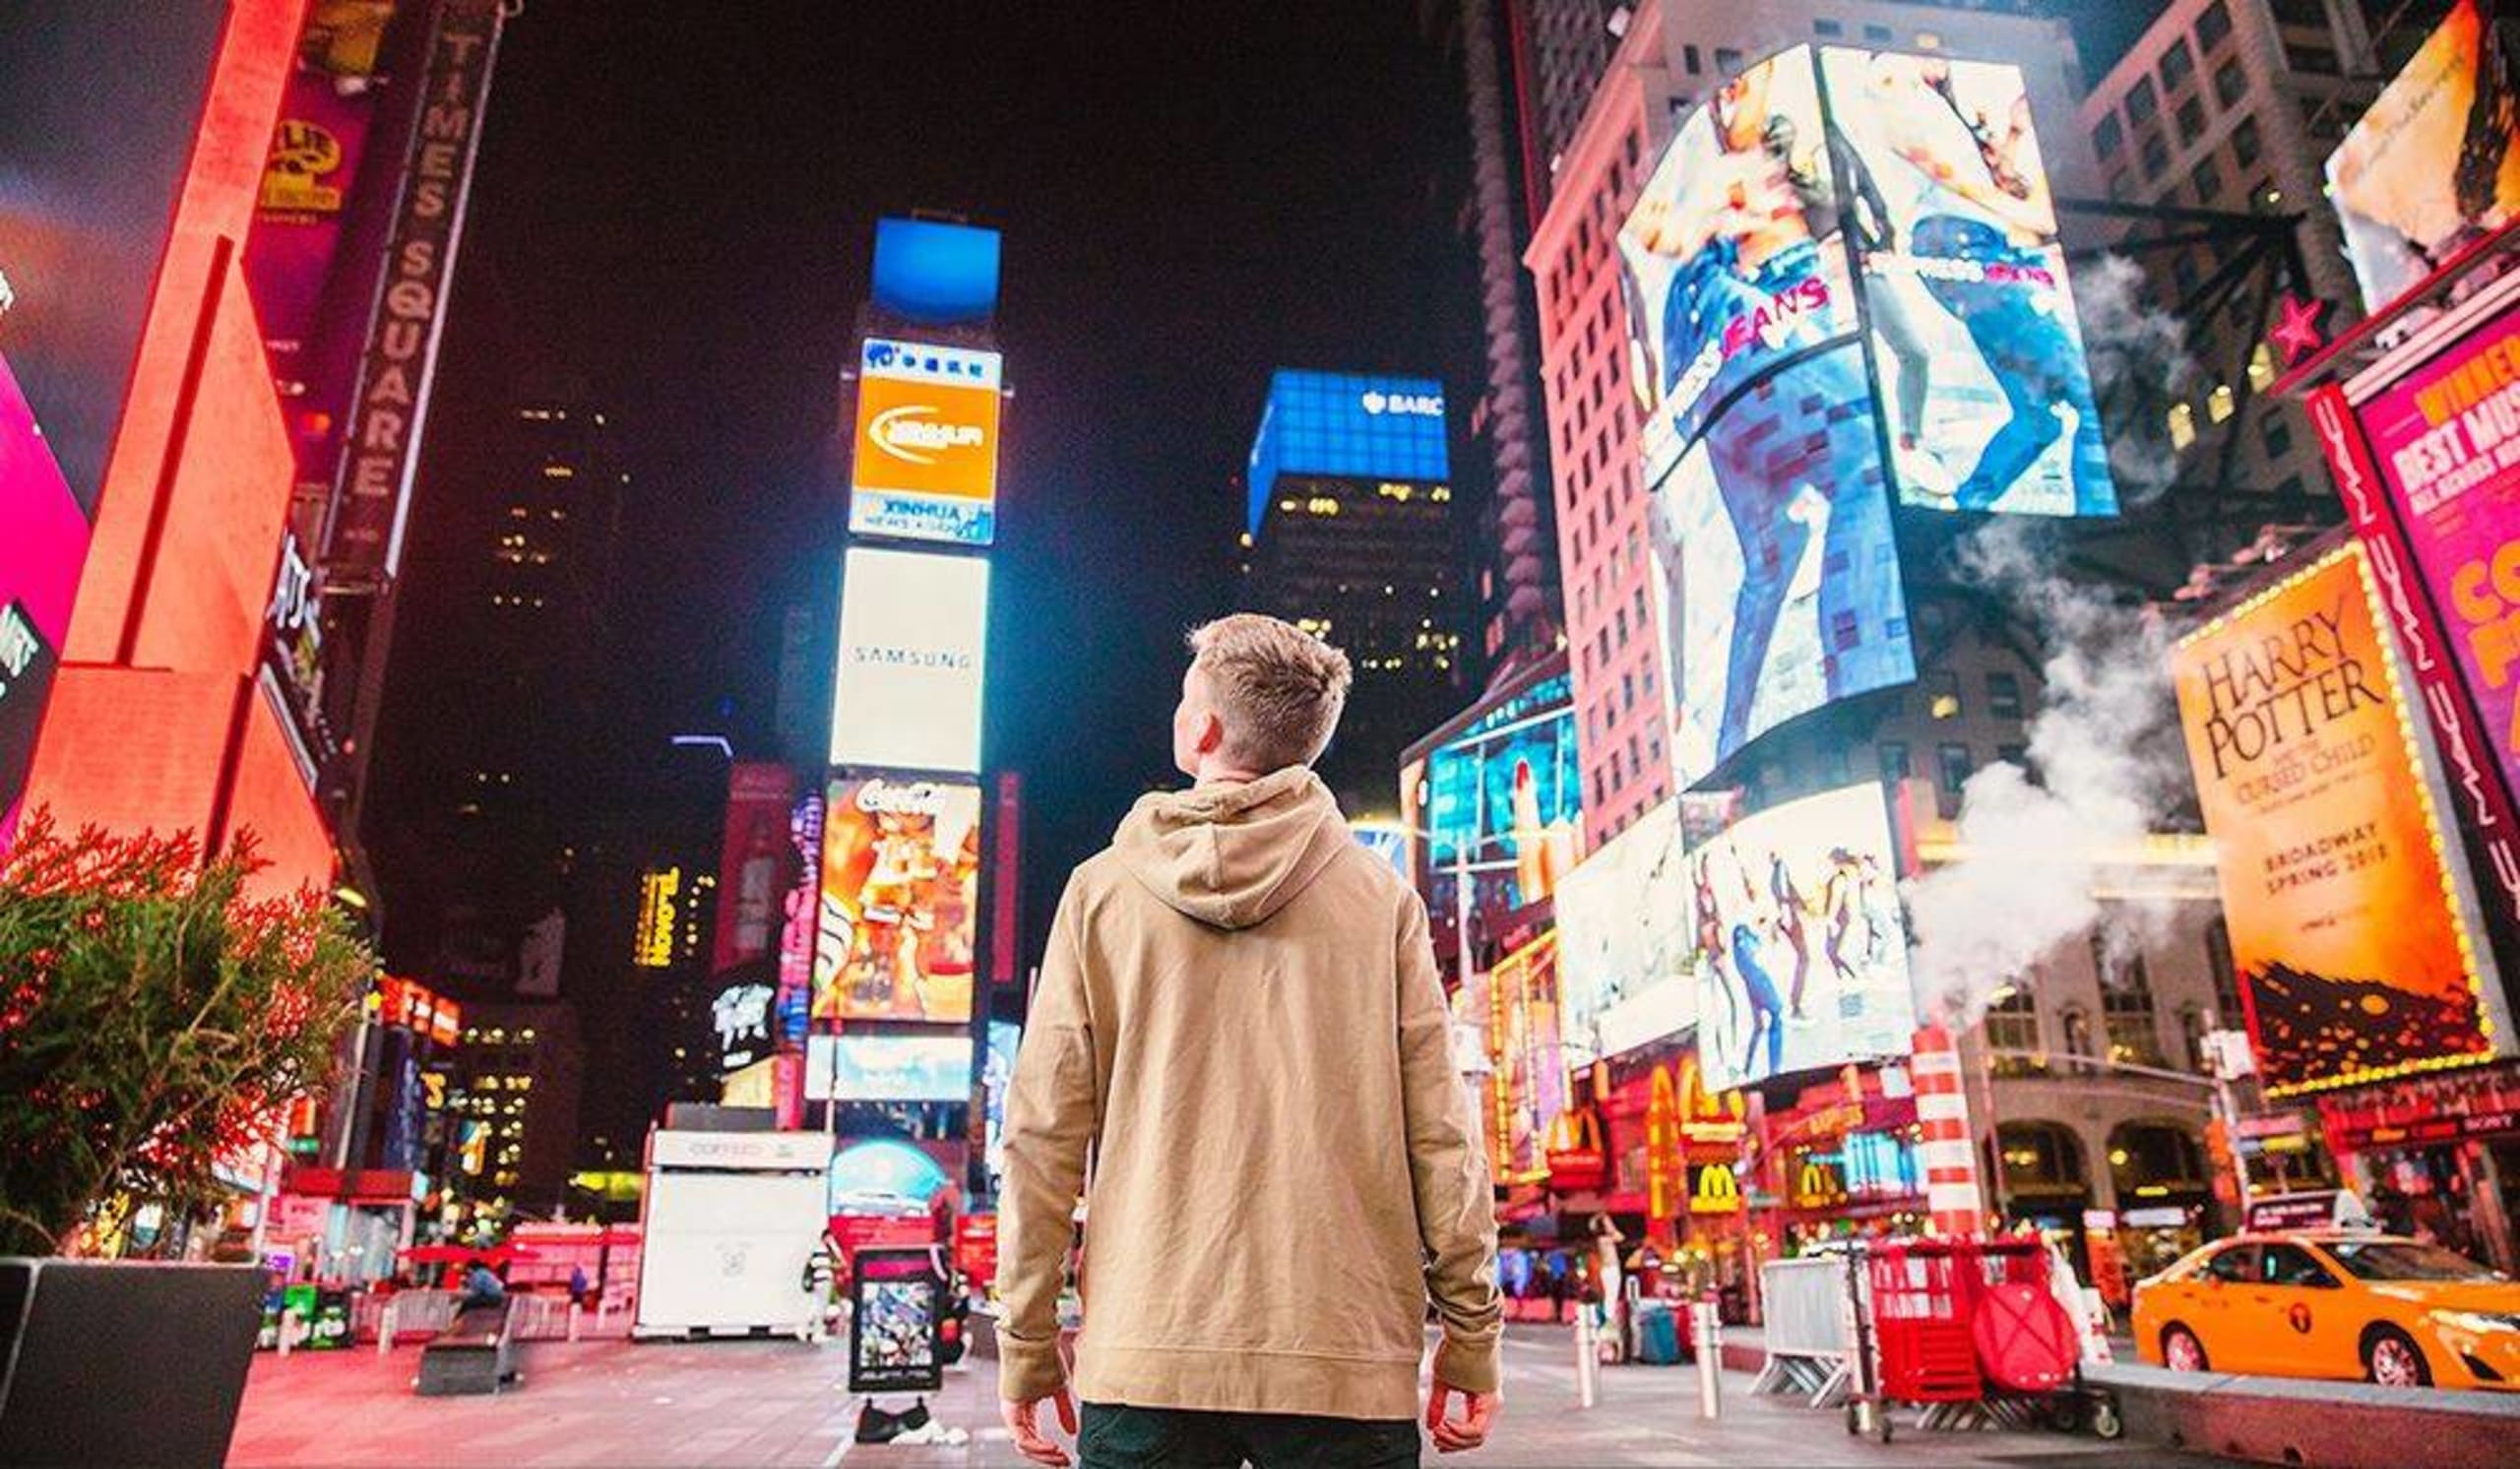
1396;894;1503;1394
996;877;1098;1403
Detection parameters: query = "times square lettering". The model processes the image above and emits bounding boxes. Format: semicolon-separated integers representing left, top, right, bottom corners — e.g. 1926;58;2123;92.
343;22;489;535
2197;599;2382;781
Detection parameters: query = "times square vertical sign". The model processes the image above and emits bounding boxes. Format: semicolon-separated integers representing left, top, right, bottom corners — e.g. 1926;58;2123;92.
323;0;506;585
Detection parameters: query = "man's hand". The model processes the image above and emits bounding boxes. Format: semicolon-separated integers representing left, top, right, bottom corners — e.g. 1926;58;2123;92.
1001;1388;1079;1468
1424;1381;1498;1454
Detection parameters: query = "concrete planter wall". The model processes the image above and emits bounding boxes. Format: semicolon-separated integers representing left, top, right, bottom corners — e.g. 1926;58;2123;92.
0;1259;266;1466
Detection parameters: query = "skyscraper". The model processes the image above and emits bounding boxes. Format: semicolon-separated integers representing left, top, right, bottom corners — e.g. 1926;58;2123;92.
1240;369;1467;807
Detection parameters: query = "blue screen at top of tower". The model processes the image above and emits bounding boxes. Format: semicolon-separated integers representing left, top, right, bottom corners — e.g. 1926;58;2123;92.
1246;370;1450;534
871;219;1002;326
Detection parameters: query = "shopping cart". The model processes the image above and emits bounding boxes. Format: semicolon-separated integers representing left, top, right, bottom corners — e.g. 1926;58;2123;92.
1842;1239;2119;1443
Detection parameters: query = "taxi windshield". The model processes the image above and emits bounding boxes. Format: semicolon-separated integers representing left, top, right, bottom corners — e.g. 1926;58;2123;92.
2325;1241;2498;1283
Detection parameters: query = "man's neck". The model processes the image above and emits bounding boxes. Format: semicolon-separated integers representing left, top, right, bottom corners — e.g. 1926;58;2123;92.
1193;759;1269;787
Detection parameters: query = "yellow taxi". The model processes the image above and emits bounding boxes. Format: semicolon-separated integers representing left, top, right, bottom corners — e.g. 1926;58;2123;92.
2133;1232;2520;1391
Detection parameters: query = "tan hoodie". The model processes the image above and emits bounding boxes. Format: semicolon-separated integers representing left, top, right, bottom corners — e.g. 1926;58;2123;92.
996;766;1502;1422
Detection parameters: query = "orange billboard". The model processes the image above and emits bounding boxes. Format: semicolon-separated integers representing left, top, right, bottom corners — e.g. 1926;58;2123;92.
848;338;1001;546
2172;543;2502;1097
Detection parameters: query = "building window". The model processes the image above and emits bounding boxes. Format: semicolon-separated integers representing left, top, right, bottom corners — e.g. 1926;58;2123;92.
2178;1005;2212;1070
2197;0;2233;52
2214;57;2246;108
1683;43;1702;76
2094;113;2124;160
2233;115;2262;167
2124;77;2159;125
2160;36;2195;95
2095;933;2165;1067
1937;743;1974;797
1928;670;1962;720
2172;249;2202;296
1878;740;1910;785
2191;155;2223;203
1861;23;1892;44
2260;411;2294;461
1986;671;2024;720
2175;96;2205;143
1995;742;2029;769
1715;46;1743;75
1986;985;2042;1073
2285;41;2340;76
2269;0;2329;26
2140;131;2171;180
1814;18;1842;37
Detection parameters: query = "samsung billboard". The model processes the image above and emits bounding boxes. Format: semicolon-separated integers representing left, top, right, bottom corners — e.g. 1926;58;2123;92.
830;546;989;774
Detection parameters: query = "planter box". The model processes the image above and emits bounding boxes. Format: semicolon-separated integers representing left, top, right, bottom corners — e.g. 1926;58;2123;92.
0;1259;265;1466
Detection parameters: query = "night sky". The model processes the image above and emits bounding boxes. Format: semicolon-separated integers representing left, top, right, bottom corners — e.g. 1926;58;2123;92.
425;1;2166;964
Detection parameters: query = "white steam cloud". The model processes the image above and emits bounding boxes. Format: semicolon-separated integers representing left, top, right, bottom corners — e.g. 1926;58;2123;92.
2073;253;2196;508
1905;522;2188;1029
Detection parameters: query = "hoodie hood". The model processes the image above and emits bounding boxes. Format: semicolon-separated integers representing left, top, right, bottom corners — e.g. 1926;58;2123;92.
1113;766;1352;929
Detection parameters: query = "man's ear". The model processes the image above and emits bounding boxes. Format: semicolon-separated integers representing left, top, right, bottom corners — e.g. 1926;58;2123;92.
1198;711;1227;756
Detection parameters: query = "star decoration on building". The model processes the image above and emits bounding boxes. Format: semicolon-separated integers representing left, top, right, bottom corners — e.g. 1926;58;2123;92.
2271;293;2334;366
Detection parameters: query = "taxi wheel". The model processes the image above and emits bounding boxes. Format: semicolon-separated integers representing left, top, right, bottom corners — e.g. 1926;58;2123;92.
2162;1324;2209;1373
2363;1327;2431;1388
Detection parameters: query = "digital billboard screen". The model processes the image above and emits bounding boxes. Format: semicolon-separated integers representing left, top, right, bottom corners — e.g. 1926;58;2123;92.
871;218;1002;326
806;1034;975;1103
2355;298;2520;815
1691;783;1915;1093
1480;932;1567;1185
1555;800;1697;1063
814;777;980;1025
2327;0;2520;315
712;762;795;975
830;545;988;773
1245;369;1450;535
1619;47;1916;787
848;337;1002;546
1820;48;2115;516
1422;672;1581;912
2172;544;2502;1096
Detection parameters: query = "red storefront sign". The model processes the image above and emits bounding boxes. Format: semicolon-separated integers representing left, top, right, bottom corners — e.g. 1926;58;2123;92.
2319;1064;2520;1151
1544;1109;1609;1193
954;1212;999;1288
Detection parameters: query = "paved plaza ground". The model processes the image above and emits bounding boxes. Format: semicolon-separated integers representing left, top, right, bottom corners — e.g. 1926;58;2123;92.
228;1323;2229;1467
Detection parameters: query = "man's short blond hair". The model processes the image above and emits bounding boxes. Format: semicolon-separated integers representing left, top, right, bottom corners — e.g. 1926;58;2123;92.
1187;614;1354;771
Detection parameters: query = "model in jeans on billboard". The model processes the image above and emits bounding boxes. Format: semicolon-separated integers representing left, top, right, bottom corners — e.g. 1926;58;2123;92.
996;614;1503;1467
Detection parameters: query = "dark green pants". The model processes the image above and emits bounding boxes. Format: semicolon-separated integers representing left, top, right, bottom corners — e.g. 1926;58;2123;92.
1077;1403;1419;1469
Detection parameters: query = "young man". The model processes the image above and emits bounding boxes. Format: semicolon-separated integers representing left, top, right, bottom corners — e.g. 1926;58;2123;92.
997;613;1503;1468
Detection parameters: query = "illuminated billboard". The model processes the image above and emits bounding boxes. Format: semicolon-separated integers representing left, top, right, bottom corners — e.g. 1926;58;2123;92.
814;777;980;1025
1819;48;2115;516
1245;369;1450;534
1555;800;1697;1063
712;762;795;975
849;337;1003;546
1422;671;1581;913
1479;932;1567;1184
830;546;989;773
0;353;89;844
2327;0;2520;315
805;1034;975;1103
632;865;683;969
1617;47;1916;787
711;978;777;1074
2172;544;2502;1096
871;218;1002;326
2355;299;2520;815
1690;783;1915;1093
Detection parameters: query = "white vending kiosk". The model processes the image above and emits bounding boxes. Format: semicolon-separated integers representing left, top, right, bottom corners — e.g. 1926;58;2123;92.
633;1129;832;1340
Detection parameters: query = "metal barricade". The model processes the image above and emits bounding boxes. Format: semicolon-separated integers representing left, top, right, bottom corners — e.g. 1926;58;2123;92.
1752;1256;1858;1406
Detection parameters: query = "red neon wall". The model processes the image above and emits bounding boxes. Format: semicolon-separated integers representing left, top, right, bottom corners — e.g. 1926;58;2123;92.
25;0;331;895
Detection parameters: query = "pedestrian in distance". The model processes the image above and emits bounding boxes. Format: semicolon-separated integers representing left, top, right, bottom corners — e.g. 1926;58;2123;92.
998;613;1504;1468
457;1259;506;1315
